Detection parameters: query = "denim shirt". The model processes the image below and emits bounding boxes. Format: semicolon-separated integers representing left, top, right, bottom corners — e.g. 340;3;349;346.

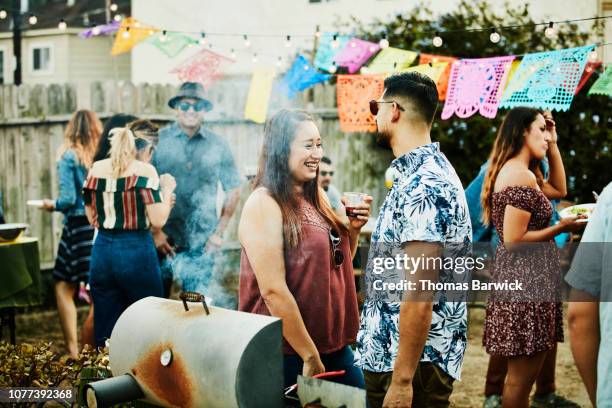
55;149;87;220
152;122;241;249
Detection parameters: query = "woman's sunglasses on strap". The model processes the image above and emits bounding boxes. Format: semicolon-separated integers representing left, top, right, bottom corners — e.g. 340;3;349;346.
329;228;344;268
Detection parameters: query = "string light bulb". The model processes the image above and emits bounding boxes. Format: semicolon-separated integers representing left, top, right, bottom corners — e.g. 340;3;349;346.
432;32;443;47
58;19;67;30
328;61;337;74
0;9;7;20
28;14;38;25
588;50;598;62
489;29;501;44
230;49;236;59
315;26;321;38
331;34;340;49
243;34;251;48
199;32;206;45
122;27;130;39
252;53;258;63
113;14;122;22
109;3;118;12
276;57;283;67
160;30;168;42
92;26;101;36
379;33;389;49
544;21;556;39
285;35;292;48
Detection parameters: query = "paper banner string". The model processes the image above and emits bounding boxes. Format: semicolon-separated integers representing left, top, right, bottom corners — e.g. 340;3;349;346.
148;32;196;58
500;45;595;111
418;54;457;100
367;48;418;73
337;74;385;132
170;48;235;90
334;38;381;74
314;32;350;72
442;56;515;120
244;68;276;124
575;61;602;94
280;55;331;99
402;62;450;84
79;21;120;39
588;66;612;97
111;17;159;56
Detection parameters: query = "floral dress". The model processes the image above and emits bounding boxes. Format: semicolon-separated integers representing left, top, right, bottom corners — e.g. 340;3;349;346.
483;186;563;357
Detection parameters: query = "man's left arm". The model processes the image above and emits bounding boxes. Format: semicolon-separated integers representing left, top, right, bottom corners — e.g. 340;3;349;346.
383;241;441;408
208;139;242;248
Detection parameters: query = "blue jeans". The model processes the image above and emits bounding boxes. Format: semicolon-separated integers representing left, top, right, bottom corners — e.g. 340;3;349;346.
90;229;163;347
283;346;365;389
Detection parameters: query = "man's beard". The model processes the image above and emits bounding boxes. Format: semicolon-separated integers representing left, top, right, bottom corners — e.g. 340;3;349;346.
376;129;392;150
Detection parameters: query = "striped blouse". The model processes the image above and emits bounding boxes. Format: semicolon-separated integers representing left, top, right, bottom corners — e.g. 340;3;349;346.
82;175;163;230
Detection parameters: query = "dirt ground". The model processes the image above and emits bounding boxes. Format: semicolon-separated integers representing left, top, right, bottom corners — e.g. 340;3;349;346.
7;305;591;408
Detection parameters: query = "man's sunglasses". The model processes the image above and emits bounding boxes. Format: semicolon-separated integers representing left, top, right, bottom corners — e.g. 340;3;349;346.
329;229;344;268
320;171;334;177
369;100;405;116
178;101;207;112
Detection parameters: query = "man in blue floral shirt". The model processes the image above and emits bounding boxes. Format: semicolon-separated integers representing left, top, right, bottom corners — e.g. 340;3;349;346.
356;72;472;408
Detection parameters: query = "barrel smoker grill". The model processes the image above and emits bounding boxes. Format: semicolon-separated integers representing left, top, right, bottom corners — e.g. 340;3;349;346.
86;295;284;408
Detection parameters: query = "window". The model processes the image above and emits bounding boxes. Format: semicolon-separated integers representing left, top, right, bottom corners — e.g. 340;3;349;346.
30;43;53;74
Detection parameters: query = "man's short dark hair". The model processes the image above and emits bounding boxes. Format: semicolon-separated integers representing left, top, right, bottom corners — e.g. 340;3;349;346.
321;156;332;165
383;72;439;124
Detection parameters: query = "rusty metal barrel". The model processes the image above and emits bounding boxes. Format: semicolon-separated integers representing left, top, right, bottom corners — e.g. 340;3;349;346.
98;296;283;408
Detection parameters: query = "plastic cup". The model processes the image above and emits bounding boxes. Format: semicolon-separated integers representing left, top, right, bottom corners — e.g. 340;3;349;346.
343;192;367;217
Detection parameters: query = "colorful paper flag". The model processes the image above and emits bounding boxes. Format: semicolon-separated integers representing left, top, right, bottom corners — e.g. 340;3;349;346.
588;66;612;97
419;54;457;100
575;62;602;94
402;62;449;84
148;32;196;58
334;39;381;74
500;45;595;111
244;68;276;124
367;47;418;73
280;55;331;99
502;60;522;92
79;21;120;38
314;32;350;72
170;48;235;90
111;17;158;56
442;56;515;120
336;74;385;132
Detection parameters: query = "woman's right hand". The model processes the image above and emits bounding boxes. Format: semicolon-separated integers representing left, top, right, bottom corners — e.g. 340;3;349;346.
558;215;588;233
302;355;325;377
160;174;176;193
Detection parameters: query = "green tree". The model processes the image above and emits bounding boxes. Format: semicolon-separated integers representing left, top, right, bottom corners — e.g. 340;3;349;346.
345;0;610;202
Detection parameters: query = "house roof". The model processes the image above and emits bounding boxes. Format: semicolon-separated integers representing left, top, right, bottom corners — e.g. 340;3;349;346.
0;0;130;33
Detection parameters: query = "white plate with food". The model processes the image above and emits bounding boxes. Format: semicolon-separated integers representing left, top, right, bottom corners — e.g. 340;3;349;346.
26;199;45;208
559;203;596;223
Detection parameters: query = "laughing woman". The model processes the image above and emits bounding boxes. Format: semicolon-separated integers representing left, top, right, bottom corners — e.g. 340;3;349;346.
239;109;372;389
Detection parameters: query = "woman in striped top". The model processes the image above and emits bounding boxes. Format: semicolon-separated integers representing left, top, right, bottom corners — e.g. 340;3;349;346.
83;126;176;347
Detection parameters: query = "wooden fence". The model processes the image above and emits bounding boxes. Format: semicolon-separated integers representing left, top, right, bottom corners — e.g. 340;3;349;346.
0;78;392;267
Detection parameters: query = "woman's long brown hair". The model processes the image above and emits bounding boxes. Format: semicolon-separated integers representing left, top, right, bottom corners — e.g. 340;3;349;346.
59;110;102;168
254;109;347;248
481;107;542;226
